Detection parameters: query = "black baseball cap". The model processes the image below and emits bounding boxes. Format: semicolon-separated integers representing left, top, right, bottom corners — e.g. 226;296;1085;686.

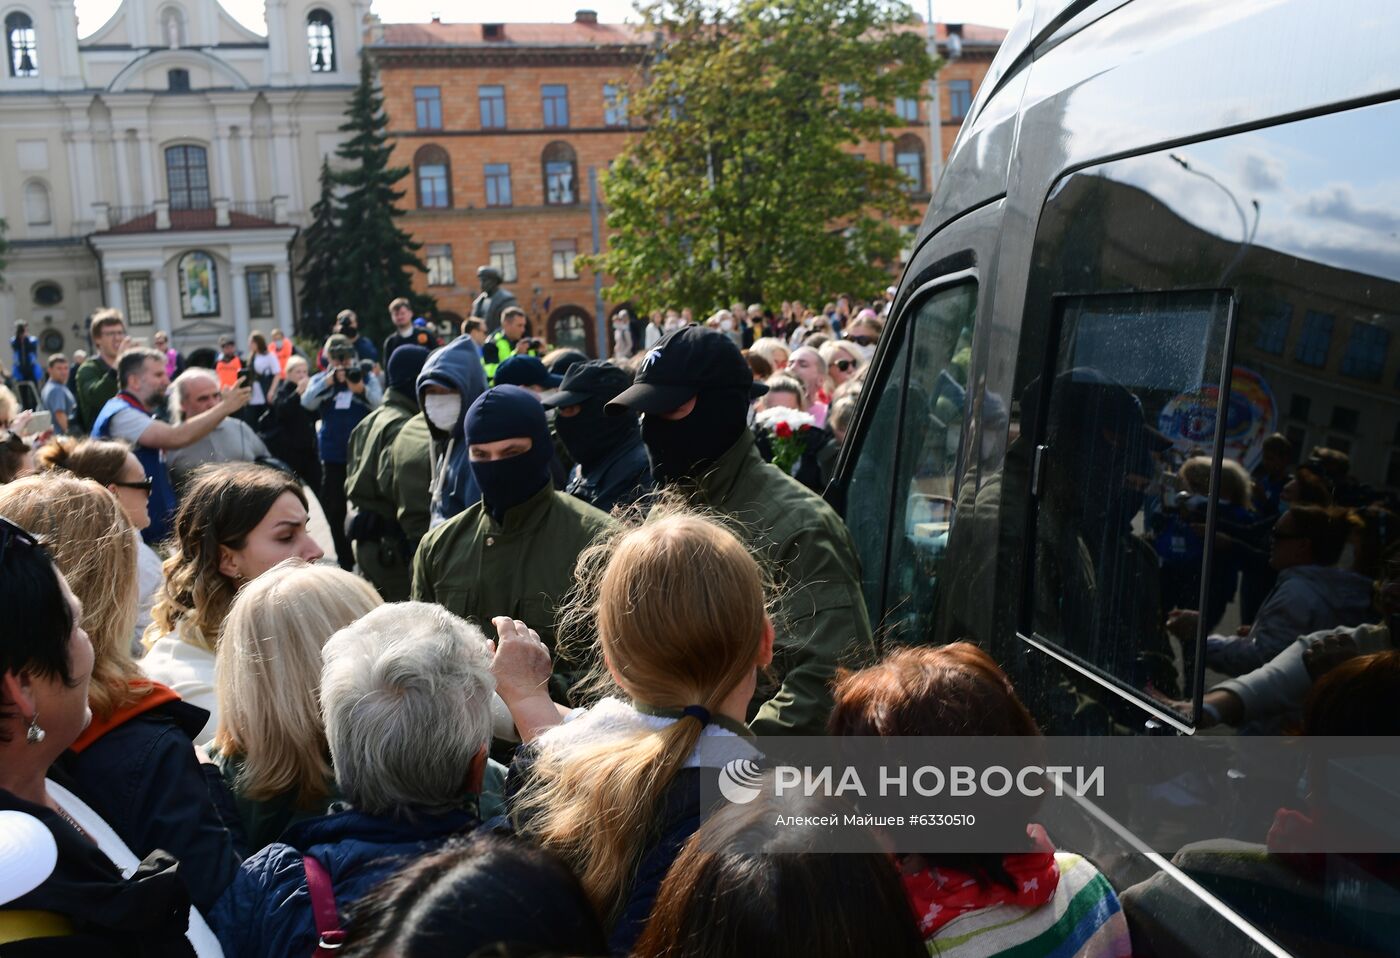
606;324;767;416
542;359;632;408
495;355;563;389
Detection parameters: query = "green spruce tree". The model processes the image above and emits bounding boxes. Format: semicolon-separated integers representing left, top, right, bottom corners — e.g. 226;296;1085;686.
297;158;340;340
332;57;433;343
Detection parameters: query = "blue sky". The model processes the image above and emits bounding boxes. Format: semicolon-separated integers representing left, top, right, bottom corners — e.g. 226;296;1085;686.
73;0;1019;36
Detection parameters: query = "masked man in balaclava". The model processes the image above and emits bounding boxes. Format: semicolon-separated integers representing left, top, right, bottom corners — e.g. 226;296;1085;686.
606;325;874;735
384;334;487;565
345;344;429;601
543;360;653;513
412;386;617;696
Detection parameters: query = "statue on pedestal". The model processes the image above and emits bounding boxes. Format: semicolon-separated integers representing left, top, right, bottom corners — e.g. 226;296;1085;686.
470;266;519;334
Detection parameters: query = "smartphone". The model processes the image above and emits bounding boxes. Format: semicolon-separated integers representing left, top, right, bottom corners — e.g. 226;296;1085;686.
236;366;255;389
20;410;51;436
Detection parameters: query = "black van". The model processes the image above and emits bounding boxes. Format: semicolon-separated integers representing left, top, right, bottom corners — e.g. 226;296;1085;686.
832;1;1400;954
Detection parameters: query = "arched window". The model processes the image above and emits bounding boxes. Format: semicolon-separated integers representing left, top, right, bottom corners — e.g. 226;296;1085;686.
165;144;211;209
306;9;335;73
894;133;925;194
177;251;219;317
542;141;577;206
6;12;37;77
23;180;50;225
414;145;451;209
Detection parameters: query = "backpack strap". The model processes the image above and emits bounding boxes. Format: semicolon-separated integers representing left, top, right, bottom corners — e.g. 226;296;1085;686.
303;853;346;955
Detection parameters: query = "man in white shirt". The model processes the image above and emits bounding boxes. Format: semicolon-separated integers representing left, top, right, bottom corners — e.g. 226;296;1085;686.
90;348;249;542
165;367;270;489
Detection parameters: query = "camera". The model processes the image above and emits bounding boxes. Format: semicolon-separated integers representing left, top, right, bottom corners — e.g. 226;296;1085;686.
336;318;356;337
346;365;364;385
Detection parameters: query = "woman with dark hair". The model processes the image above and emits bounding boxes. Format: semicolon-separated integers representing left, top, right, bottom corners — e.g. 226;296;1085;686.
340;835;607;957
247;331;283;418
829;643;1132;957
142;462;324;742
0;516;221;953
633;791;926;958
0;475;239;916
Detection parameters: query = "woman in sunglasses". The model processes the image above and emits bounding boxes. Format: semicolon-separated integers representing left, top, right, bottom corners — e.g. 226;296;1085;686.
819;340;864;395
37;437;163;652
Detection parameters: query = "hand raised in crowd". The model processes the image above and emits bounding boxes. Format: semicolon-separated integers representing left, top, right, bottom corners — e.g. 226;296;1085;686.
1165;608;1199;641
1302;630;1360;680
220;384;253;412
489;616;552;702
514;339;532;355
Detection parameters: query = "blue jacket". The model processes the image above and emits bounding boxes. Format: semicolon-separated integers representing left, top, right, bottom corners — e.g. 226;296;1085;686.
302;369;383;464
10;333;42;383
209;805;479;957
566;435;653;513
417;335;487;524
53;694;240;913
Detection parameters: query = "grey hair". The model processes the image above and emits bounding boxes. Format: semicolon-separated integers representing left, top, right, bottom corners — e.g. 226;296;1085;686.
320;602;496;816
169;367;219;423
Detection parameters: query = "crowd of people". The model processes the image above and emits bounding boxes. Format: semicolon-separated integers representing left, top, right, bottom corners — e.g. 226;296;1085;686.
2;289;1398;957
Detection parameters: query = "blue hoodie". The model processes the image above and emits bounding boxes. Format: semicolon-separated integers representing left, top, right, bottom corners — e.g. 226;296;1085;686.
416;334;488;524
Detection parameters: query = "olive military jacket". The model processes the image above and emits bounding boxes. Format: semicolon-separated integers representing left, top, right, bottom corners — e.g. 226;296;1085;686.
385;412;436;545
411;483;617;677
346;387;418;524
688;431;876;735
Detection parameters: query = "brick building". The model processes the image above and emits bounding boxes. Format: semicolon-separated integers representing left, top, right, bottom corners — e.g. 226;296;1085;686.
368;13;1004;355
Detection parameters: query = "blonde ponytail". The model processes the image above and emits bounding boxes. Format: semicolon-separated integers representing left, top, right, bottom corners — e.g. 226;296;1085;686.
513;511;767;919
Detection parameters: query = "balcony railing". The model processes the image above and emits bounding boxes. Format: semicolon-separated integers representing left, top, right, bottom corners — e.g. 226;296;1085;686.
93;197;289;233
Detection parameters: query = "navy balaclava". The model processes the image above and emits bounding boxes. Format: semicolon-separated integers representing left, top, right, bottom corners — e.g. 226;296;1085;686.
465;386;555;523
387;344;430;401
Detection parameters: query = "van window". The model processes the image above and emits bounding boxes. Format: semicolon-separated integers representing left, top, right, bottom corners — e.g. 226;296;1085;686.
1015;97;1400;738
844;281;977;645
1029;290;1232;703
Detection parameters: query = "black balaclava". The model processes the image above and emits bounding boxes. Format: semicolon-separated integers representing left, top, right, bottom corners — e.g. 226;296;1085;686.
556;396;640;472
386;344;430;404
465;386;555;523
641;385;751;485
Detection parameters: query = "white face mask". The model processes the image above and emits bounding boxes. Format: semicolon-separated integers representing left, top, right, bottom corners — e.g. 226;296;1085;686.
856;343;876;364
424;393;462;432
720;318;734;332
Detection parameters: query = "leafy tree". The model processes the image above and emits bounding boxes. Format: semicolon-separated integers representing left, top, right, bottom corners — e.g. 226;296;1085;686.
590;0;938;311
330;56;433;342
297;159;340;340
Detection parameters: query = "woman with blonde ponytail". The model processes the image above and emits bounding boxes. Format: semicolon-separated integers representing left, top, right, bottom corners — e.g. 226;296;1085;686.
492;512;773;955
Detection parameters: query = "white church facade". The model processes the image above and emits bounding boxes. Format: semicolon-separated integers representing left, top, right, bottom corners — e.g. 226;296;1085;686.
1;0;366;355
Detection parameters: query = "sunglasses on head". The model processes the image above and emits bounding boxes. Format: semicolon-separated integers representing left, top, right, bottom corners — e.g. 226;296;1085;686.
0;516;40;565
832;359;857;372
113;475;155;495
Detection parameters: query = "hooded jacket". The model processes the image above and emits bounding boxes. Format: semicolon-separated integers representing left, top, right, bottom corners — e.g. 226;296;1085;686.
0;789;195;956
415;335;488;526
566;434;652;513
346;386;419;530
208;805;478;958
1206;564;1378;676
51;684;241;912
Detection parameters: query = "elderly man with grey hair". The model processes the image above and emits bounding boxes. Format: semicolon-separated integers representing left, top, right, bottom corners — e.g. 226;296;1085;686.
209;602;497;957
164;366;271;489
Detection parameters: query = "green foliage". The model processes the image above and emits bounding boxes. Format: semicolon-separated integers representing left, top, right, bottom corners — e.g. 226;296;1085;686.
306;57;433;344
297;159;340;340
589;0;937;312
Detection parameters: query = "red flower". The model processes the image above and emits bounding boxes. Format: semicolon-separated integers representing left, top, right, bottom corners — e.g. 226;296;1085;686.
775;421;793;439
798;424;811;433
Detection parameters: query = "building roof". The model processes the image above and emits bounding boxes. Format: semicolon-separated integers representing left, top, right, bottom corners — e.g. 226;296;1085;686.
373;18;1005;50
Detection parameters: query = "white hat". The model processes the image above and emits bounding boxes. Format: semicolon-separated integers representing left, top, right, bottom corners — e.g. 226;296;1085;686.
0;810;58;905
